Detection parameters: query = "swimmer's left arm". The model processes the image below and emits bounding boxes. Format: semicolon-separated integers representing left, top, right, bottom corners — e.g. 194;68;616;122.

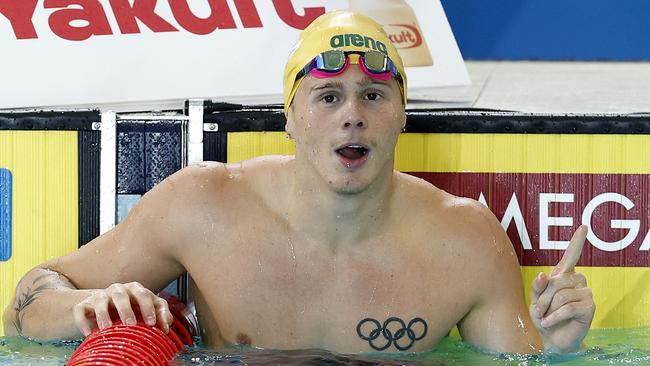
455;201;544;354
456;201;594;354
529;225;595;353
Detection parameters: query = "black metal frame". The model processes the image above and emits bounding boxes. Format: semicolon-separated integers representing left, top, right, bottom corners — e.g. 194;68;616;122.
200;103;650;164
0;111;99;130
78;130;101;246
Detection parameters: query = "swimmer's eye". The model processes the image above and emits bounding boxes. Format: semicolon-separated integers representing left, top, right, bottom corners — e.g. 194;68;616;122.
366;92;379;101
364;92;382;101
321;94;338;103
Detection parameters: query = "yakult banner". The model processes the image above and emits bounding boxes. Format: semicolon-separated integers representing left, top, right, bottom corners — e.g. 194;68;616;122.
0;0;469;109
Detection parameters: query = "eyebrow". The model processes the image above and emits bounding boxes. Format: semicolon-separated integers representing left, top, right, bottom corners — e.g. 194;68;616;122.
310;77;389;93
357;76;390;88
310;81;345;92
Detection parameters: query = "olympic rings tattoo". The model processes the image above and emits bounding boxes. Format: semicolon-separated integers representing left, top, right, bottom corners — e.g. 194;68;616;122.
356;317;428;351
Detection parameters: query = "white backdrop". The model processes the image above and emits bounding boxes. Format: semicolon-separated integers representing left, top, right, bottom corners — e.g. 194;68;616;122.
0;0;469;109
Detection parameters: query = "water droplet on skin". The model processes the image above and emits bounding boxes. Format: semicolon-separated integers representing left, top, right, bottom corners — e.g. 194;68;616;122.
517;316;525;329
287;239;297;273
517;315;529;334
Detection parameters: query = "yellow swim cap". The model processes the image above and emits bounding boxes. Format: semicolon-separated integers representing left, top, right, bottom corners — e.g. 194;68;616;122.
283;10;407;116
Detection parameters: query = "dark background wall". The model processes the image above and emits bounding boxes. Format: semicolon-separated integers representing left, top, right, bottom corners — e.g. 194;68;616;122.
440;0;650;60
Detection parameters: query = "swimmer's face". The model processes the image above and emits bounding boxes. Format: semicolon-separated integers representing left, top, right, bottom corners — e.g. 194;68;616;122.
286;65;406;194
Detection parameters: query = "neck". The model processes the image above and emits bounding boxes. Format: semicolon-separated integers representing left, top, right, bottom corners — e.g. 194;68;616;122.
286;157;395;248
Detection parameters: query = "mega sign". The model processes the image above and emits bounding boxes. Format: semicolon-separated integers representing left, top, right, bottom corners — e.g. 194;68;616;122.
0;168;11;262
412;172;650;267
0;0;468;108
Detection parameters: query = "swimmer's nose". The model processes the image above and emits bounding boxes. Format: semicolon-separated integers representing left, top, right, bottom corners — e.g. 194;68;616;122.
341;100;367;130
343;120;365;129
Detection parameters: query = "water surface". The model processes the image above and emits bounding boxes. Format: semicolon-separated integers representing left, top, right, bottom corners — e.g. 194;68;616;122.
2;328;650;365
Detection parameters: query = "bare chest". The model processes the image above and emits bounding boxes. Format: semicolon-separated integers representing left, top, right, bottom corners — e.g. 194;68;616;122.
183;223;473;352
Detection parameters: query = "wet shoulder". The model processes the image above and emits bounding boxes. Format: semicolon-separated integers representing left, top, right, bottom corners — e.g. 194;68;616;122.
393;171;514;258
171;156;290;189
162;156;292;210
391;171;455;216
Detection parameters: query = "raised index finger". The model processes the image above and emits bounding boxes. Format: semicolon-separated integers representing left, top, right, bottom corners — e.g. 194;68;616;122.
551;225;588;276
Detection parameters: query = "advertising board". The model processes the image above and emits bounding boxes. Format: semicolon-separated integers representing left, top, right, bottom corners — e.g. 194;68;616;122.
0;0;468;108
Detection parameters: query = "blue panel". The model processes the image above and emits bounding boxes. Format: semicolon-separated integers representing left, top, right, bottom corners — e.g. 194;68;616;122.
117;126;146;194
144;128;181;191
0;168;11;262
117;121;182;195
441;0;650;60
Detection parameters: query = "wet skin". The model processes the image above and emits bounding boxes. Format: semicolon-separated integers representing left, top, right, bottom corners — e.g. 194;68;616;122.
3;67;594;354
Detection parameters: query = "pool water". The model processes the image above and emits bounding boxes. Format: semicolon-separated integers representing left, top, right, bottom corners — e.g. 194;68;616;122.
2;328;650;365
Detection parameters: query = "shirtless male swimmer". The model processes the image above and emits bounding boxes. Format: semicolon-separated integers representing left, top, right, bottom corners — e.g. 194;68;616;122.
3;11;595;354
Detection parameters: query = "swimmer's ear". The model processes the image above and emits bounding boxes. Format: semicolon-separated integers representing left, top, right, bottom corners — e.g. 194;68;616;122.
285;105;295;139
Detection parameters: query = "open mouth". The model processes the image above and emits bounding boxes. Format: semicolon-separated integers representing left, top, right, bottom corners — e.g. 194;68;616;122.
336;144;368;159
335;144;369;168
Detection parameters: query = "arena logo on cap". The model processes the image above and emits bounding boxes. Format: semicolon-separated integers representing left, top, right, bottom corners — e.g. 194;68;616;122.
0;168;11;262
330;34;388;54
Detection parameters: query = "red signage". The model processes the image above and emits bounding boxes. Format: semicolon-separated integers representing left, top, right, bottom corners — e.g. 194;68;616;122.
410;172;650;267
385;23;423;49
0;1;469;110
0;0;325;41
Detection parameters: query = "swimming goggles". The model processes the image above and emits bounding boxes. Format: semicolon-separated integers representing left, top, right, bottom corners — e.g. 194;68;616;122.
296;49;404;85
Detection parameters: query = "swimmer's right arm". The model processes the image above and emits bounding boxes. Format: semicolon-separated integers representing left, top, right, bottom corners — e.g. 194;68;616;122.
2;167;202;340
2;267;92;339
3;269;173;340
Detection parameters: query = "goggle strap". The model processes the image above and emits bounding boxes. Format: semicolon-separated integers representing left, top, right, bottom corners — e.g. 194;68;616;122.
296;50;402;83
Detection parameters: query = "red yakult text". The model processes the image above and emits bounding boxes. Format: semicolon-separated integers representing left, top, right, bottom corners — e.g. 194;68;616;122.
0;0;325;41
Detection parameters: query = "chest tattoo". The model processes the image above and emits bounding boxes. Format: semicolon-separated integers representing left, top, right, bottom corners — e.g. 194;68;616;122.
356;317;428;351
